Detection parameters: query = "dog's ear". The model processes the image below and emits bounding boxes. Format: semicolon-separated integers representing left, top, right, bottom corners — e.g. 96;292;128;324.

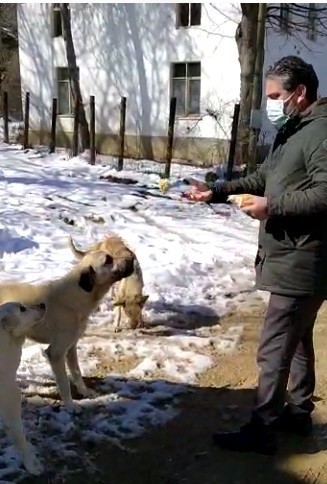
134;294;149;306
141;295;149;305
69;236;86;259
113;297;126;307
78;266;96;292
0;315;18;335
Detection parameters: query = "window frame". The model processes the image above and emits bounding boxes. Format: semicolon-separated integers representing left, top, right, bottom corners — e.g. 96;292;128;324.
307;3;317;41
170;61;201;118
279;4;290;33
52;3;62;38
176;3;202;29
56;67;79;116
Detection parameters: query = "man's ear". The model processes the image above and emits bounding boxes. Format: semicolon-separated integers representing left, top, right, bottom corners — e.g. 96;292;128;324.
113;297;126;307
78;266;96;292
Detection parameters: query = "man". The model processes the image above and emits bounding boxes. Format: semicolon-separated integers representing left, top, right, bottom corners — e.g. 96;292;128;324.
185;56;327;455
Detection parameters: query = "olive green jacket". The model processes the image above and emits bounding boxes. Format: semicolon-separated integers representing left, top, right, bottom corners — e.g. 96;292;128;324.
213;99;327;296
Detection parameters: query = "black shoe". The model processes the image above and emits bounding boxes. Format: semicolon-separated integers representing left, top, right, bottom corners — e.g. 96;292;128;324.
212;422;277;455
277;405;313;437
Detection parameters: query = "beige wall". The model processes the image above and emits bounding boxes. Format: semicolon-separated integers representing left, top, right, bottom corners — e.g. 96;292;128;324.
30;129;229;166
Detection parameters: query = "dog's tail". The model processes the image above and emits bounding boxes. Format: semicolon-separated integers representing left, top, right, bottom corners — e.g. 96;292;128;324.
68;236;86;259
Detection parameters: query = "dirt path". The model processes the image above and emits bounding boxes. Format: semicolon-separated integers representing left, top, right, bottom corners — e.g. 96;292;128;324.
23;300;327;484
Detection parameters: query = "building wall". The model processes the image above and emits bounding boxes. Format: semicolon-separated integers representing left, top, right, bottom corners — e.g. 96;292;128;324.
17;3;327;163
17;3;241;163
17;4;53;129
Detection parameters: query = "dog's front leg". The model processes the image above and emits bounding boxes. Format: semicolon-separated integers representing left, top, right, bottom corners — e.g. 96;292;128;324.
44;345;79;412
0;381;43;475
66;344;97;398
113;305;122;333
136;316;146;329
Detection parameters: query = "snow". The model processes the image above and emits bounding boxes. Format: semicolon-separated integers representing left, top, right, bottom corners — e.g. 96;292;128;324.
0;118;23;145
0;143;261;480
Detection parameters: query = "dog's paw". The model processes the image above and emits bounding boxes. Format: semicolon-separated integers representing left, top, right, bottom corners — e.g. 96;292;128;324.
23;447;43;475
79;387;98;399
64;401;82;414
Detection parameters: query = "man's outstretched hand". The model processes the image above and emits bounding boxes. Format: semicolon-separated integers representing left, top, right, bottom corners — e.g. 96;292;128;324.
182;179;213;203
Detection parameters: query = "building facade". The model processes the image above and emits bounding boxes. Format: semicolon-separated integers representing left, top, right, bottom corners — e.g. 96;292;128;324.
17;3;327;164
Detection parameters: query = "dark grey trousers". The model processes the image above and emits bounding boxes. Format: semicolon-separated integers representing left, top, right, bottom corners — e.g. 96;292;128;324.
253;293;324;426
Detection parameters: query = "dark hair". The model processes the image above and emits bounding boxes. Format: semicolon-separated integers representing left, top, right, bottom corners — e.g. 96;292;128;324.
265;55;319;103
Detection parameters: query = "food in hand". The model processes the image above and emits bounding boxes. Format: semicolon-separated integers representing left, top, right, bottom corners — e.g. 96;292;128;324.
227;194;255;208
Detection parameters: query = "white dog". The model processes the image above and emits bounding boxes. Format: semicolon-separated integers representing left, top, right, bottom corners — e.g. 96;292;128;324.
0;301;46;475
0;250;134;410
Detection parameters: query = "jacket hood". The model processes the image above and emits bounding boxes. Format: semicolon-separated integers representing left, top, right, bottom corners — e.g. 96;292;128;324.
299;97;327;123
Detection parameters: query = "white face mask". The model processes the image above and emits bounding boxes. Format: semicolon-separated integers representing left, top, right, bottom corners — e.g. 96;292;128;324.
266;92;295;129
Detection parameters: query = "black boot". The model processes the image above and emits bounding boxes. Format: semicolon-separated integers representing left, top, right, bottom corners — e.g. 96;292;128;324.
277;404;313;437
212;421;277;455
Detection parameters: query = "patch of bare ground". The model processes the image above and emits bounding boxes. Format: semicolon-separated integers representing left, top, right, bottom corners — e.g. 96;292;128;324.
89;347;143;377
22;300;327;483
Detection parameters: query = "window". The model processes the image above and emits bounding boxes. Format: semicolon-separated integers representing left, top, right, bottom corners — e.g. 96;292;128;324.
176;3;201;28
57;67;78;115
307;4;317;40
279;5;290;32
52;4;62;37
171;62;201;116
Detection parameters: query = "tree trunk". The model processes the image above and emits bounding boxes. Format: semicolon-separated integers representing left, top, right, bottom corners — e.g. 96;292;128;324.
60;3;90;151
0;7;3;102
248;3;267;173
235;4;259;166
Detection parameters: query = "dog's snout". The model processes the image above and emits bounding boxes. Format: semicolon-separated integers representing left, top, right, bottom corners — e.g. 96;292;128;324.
105;254;113;265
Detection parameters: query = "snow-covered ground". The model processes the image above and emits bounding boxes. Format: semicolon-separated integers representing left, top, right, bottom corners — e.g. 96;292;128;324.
0;143;261;480
0;117;23;145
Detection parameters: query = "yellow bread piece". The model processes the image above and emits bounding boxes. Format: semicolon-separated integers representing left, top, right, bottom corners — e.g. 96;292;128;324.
227;194;255;208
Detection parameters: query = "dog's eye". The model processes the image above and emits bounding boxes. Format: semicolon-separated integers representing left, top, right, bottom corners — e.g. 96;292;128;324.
20;304;26;312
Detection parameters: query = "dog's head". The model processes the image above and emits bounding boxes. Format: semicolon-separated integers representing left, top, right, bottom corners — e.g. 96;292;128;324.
0;302;47;338
70;237;135;290
77;250;115;292
113;294;149;326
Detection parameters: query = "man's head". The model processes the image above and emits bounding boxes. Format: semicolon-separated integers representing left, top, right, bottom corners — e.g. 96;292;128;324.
265;56;319;128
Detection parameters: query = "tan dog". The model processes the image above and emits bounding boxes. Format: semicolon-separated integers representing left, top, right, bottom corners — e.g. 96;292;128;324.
0;250;134;410
0;301;46;475
69;236;149;331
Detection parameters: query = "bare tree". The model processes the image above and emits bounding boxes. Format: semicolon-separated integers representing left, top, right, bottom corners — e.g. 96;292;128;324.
267;4;327;37
0;3;18;43
236;3;327;167
247;3;267;173
235;4;258;166
0;4;21;117
60;3;90;151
